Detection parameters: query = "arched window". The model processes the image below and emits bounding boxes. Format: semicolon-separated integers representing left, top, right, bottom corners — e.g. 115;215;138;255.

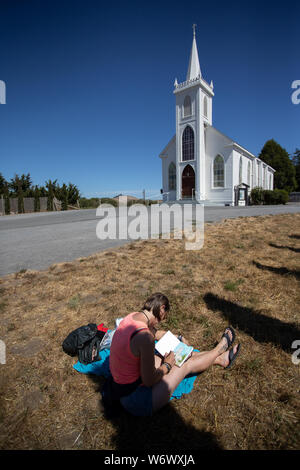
183;95;191;117
213;155;224;187
182;126;194;161
239;157;243;184
203;95;208;118
168;162;176;191
257;161;261;186
247;161;251;187
264;167;267;189
269;173;272;189
252;161;256;187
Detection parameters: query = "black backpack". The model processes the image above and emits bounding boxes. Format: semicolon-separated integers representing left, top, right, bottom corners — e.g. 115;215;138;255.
62;323;106;365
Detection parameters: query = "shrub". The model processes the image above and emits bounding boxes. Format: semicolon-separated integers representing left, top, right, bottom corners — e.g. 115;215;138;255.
273;189;289;204
99;198;118;207
250;187;264;205
251;188;289;205
126;199;159;207
263;188;288;205
262;190;273;205
79;197;100;209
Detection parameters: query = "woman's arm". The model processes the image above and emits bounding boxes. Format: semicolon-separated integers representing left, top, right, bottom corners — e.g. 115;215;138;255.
133;330;175;387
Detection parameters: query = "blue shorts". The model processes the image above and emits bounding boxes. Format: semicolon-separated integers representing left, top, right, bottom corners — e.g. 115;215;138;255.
120;384;153;417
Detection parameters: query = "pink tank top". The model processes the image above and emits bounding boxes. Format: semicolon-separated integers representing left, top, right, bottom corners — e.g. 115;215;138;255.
109;312;148;384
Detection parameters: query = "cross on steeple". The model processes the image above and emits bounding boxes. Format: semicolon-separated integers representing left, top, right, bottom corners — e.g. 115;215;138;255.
192;24;197;37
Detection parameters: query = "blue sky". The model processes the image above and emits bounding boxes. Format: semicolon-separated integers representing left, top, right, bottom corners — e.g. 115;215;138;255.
0;0;299;199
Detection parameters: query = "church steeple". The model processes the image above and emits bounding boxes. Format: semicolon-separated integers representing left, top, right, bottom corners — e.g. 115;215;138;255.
186;24;201;81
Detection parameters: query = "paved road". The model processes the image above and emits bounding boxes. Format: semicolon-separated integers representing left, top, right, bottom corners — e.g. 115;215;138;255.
0;204;299;276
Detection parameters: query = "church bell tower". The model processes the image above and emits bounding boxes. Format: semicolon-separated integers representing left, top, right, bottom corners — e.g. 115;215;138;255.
174;25;214;201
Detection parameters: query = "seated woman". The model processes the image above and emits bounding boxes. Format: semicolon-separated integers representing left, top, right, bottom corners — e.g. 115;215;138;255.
108;292;241;417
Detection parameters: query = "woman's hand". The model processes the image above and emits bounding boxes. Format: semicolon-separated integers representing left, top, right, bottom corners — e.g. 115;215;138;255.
163;351;176;368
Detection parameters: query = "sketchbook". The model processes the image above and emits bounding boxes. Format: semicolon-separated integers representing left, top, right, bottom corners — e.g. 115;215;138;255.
155;331;193;367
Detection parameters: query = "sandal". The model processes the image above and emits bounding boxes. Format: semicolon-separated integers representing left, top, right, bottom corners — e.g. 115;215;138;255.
225;344;241;369
221;326;235;350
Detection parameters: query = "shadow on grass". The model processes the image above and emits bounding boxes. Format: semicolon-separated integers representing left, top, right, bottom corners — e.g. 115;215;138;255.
88;375;222;451
203;293;300;353
289;234;300;240
269;242;300;253
253;261;300;280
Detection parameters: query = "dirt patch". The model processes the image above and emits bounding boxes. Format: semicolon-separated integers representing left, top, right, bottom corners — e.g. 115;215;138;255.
23;389;45;410
10;338;45;357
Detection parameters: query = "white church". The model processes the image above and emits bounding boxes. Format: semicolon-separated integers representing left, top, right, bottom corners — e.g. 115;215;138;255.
159;27;275;206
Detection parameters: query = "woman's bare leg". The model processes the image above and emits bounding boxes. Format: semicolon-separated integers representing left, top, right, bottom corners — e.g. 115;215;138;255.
152;334;238;413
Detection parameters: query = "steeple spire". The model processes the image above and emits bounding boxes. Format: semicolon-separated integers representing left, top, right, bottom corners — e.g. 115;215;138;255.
186;24;201;81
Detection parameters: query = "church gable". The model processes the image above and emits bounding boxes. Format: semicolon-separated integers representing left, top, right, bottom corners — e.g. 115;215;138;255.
159;135;176;159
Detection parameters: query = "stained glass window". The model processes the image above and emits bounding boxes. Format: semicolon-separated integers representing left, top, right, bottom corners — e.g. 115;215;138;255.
168;163;176;190
182;126;194;161
213;155;224;187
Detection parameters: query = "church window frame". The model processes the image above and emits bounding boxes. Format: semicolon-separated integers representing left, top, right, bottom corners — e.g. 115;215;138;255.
183;95;192;117
212;154;225;188
264;166;267;189
168;162;176;191
239;156;243;184
203;95;208;119
252;160;255;187
247;161;251;187
182;125;195;162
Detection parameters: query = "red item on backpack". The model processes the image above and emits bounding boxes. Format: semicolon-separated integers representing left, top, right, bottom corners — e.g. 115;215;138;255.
97;323;108;332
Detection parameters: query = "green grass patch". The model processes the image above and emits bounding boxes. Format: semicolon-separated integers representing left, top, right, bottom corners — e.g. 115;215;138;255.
224;279;245;291
243;357;263;372
162;269;176;275
68;295;81;310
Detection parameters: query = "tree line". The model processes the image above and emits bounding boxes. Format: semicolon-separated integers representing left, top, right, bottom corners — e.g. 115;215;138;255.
0;173;80;213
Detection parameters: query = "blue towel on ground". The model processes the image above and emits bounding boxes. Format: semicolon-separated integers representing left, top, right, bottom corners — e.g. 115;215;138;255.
73;347;111;377
73;346;199;401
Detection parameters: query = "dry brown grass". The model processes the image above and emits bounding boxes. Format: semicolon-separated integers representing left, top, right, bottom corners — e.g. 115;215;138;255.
0;213;299;450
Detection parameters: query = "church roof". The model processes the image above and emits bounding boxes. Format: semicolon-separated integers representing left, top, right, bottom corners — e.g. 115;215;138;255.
159;135;176;157
207;125;276;172
186;26;201;81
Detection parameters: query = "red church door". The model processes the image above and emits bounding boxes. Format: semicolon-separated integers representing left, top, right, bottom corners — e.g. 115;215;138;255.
182;164;195;198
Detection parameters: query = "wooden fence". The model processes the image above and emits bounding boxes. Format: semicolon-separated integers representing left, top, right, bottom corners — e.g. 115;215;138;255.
0;197;80;215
